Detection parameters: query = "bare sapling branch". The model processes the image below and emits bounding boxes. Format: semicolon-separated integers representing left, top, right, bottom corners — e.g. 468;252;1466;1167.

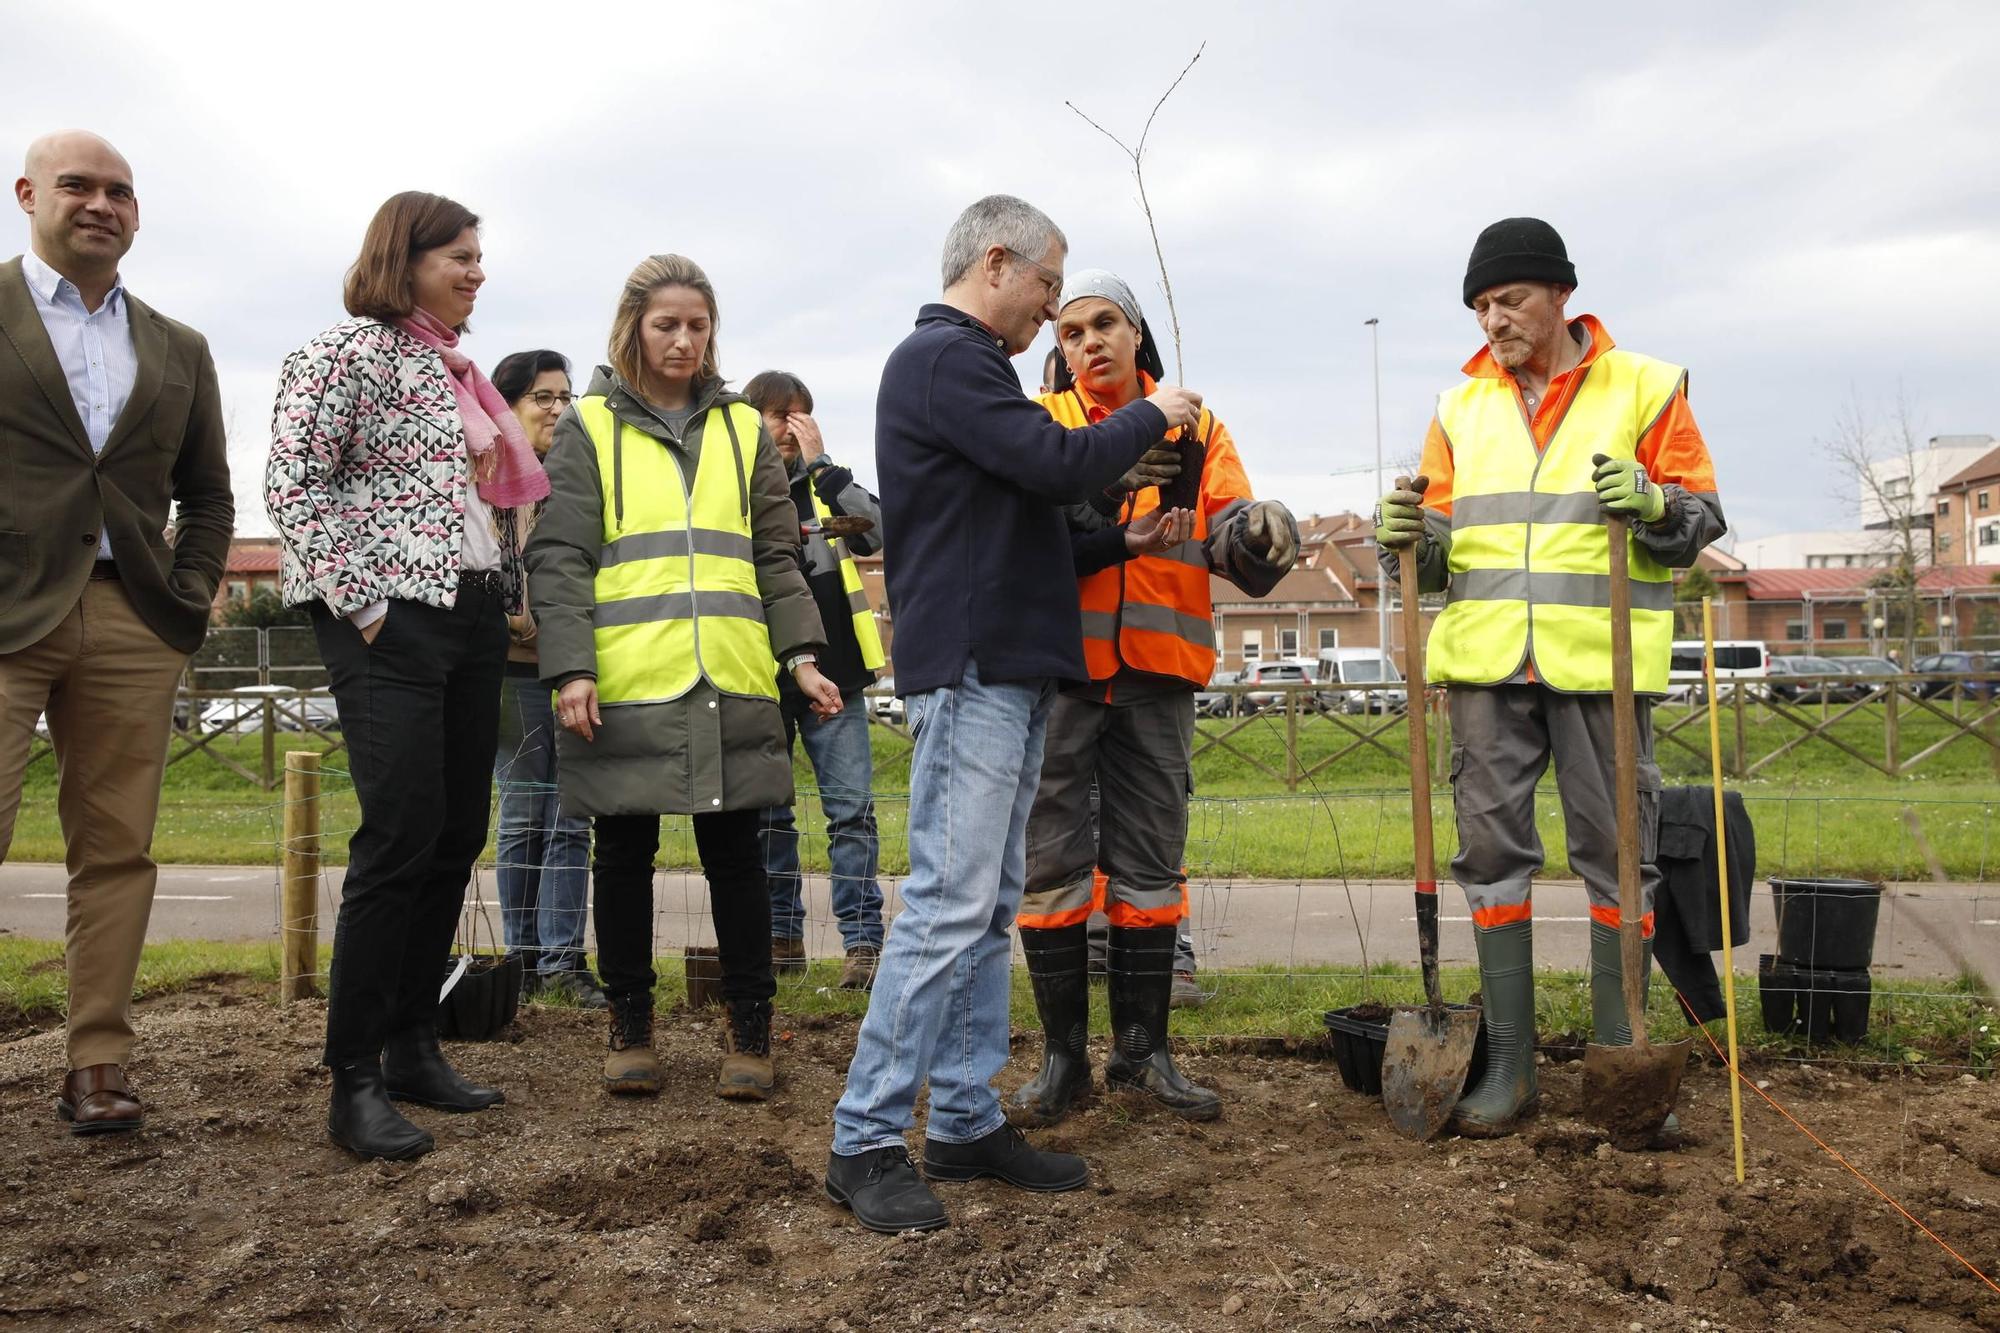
1065;41;1205;383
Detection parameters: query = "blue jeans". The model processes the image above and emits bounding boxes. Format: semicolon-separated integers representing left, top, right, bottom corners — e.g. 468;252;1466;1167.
764;686;884;951
493;665;593;977
832;663;1053;1152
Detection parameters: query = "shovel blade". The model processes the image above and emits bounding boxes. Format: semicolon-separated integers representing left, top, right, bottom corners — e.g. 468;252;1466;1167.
1581;1037;1694;1150
1381;1004;1483;1140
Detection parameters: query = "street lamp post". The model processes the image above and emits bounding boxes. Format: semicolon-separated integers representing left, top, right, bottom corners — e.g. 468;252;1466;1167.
1366;317;1386;664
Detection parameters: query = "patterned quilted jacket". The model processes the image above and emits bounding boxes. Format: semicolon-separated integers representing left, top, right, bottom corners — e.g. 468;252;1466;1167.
265;317;522;617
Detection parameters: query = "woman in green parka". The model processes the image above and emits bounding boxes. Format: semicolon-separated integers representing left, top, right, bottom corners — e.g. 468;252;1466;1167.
526;254;837;1102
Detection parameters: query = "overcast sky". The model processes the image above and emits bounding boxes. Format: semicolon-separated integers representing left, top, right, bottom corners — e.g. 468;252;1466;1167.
7;1;1997;546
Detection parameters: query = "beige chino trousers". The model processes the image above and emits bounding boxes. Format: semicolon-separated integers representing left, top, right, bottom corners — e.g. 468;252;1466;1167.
0;580;188;1070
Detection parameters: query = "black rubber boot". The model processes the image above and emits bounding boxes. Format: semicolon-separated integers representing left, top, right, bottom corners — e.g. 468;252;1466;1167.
383;1025;505;1111
1451;920;1539;1138
1590;922;1679;1139
1104;925;1221;1120
1008;923;1093;1126
328;1060;433;1160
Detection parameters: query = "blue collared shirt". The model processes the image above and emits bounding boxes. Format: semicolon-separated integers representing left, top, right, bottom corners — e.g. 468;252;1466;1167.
22;250;137;558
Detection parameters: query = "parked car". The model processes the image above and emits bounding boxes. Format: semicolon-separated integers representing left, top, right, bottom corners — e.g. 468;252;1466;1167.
1665;639;1768;703
1834;656;1900;700
197;685;341;733
1313;648;1407;715
1195;669;1243;718
1240;659;1315;712
1910;652;2000;701
1761;655;1851;704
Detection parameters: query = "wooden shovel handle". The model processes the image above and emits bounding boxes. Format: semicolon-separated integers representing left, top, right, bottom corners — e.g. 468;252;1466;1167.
1396;484;1443;1013
1607;514;1648;1047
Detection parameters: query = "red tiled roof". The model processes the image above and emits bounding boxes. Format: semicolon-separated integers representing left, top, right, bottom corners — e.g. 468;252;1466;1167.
1742;566;2000;599
227;548;284;573
1941;445;2000;490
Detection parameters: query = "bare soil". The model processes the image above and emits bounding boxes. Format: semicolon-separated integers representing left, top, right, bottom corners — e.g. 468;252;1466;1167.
1;981;1998;1331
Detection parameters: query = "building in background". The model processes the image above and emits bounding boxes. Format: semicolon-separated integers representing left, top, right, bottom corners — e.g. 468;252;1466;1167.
1934;441;2000;567
212;537;284;619
1732;530;1890;570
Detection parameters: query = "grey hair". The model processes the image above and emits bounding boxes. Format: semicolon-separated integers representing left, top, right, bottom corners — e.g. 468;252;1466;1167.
939;195;1067;290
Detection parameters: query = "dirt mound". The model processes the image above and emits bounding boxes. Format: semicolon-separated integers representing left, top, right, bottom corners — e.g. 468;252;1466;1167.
0;983;1996;1330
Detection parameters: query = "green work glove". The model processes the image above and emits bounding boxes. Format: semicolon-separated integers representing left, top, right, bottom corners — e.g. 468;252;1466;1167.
1590;453;1667;523
1374;475;1429;549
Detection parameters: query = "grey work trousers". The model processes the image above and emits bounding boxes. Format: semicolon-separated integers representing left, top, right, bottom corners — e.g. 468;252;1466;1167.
1023;691;1194;930
1447;684;1662;934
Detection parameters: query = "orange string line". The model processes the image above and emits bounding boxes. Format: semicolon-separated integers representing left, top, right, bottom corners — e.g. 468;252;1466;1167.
1675;986;2000;1298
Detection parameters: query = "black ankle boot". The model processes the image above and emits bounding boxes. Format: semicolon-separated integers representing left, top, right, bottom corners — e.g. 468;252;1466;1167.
328;1060;433;1160
383;1025;505;1111
1008;922;1093;1126
1104;925;1221;1120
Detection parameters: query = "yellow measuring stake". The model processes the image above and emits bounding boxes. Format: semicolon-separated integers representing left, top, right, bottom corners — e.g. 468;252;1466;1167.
1703;596;1747;1182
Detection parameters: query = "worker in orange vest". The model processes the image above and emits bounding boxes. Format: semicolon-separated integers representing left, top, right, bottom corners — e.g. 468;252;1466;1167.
1012;269;1298;1124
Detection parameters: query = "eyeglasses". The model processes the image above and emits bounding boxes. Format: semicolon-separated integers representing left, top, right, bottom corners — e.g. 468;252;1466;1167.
522;390;574;410
1005;248;1063;304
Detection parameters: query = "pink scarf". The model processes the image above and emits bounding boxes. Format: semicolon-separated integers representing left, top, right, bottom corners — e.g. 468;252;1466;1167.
396;310;550;507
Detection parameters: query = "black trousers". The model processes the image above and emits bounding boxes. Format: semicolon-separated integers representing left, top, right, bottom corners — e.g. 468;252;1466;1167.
311;590;507;1064
593;808;775;1008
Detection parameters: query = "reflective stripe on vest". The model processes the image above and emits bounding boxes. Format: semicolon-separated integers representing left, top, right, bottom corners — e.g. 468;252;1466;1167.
807;485;886;671
1426;348;1683;694
578;396;779;705
1041;389;1219;685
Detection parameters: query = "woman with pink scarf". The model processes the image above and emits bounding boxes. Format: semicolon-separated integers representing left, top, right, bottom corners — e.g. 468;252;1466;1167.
266;191;548;1161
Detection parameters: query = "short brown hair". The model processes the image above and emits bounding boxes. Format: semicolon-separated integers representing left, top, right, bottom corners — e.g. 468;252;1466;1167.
742;370;813;416
343;191;481;324
608;255;720;389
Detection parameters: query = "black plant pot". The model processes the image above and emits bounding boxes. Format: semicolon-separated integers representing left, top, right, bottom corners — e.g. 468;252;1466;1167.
1771;878;1882;972
1758;954;1872;1044
437;951;524;1042
1323;1002;1488;1097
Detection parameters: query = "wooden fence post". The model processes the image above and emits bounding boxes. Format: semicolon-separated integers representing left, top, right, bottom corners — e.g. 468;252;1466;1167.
281;750;321;1001
1731;682;1747;778
1885;684;1901;779
261;698;277;791
1284;688;1299;791
1431;687;1448;788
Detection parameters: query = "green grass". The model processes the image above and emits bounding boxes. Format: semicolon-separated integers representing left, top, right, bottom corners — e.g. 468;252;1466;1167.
4;938;1991;1067
10;707;1999;879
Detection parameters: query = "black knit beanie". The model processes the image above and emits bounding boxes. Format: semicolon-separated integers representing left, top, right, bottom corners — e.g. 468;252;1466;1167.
1462;218;1577;307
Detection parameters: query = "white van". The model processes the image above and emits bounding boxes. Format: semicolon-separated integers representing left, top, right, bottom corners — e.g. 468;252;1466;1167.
1666;640;1768;702
1315;648;1407;715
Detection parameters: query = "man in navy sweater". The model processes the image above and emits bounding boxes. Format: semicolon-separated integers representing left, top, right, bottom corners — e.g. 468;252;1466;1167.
826;195;1201;1233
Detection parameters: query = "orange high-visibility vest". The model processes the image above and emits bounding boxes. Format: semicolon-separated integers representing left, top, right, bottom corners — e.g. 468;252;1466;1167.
1037;374;1253;687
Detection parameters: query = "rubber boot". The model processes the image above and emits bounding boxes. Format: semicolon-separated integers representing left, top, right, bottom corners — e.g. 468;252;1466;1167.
718;999;776;1101
383;1024;505;1111
1450;920;1539;1138
1104;925;1221;1120
328;1059;433;1160
1007;923;1093;1126
1590;922;1680;1139
603;990;662;1095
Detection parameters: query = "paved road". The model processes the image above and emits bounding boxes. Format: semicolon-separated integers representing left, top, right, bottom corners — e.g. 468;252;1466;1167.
2;863;1996;980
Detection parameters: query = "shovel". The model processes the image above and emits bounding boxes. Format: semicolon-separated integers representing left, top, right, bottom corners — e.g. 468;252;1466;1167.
1381;506;1482;1140
1580;513;1693;1150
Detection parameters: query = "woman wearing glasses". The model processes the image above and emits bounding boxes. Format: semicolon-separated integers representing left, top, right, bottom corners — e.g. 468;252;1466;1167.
488;351;605;1010
527;254;837;1103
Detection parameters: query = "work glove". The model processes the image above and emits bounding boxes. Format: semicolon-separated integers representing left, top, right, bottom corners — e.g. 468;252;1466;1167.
1242;500;1298;569
1373;476;1429;550
1590;453;1667;523
1112;444;1182;494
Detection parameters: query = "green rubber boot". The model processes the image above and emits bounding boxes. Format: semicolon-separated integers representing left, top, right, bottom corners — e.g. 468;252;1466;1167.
1589;922;1679;1138
1450;920;1538;1137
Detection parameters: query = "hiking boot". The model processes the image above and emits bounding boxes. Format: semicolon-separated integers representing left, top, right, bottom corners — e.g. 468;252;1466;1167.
771;936;808;974
1451;920;1540;1138
718;1000;776;1101
839;945;880;991
825;1146;948;1234
923;1123;1090;1192
1104;925;1221;1120
1008;922;1092;1127
1589;922;1680;1141
603;991;661;1095
1169;968;1206;1009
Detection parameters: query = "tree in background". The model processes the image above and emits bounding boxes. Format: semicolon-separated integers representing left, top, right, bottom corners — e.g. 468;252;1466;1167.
1673;564;1720;638
219;588;309;629
1821;387;1930;666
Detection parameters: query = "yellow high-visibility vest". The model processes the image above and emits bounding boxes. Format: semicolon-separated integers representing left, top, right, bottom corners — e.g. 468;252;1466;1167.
806;480;885;671
579;395;779;705
1425;349;1683;694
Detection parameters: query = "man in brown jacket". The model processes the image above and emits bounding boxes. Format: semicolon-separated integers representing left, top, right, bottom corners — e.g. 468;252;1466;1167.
0;130;233;1133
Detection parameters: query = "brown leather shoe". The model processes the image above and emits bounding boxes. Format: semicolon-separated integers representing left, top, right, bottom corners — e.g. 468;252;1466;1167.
57;1064;144;1135
839;945;880;991
771;936;808;973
